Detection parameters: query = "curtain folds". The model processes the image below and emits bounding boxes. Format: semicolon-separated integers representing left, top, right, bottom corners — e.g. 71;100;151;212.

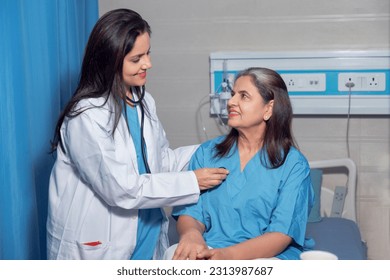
0;0;98;259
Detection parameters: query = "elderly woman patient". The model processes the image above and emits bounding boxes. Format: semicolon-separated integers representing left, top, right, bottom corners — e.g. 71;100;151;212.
165;67;315;260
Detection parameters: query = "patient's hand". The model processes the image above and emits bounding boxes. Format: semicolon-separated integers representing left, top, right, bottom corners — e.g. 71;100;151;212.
172;230;208;260
196;247;233;260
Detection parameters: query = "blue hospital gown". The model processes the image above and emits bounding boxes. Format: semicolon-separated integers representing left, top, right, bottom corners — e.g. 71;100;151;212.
172;136;314;260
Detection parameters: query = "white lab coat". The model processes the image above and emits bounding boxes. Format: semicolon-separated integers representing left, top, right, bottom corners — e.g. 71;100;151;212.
46;92;200;260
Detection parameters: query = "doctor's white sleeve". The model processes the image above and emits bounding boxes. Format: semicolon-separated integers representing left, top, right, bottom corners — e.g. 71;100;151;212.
62;112;199;210
156;119;200;172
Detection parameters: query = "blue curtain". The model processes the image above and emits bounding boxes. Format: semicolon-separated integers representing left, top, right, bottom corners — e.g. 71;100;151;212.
0;0;98;259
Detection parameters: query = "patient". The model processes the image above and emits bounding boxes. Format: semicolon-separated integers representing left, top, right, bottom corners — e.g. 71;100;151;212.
165;67;315;260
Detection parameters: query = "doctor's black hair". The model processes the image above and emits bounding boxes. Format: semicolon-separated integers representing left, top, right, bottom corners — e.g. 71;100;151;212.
214;67;298;168
51;9;152;153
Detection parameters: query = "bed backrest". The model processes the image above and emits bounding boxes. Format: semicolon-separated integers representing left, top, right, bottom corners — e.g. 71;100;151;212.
309;158;357;222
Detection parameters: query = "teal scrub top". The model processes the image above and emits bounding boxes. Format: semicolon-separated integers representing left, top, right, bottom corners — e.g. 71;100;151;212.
172;136;314;260
126;105;163;260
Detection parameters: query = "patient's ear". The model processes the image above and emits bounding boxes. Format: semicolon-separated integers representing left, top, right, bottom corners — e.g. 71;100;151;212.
263;100;274;121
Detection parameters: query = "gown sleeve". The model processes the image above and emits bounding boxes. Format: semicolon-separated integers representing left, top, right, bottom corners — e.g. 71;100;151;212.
266;158;314;246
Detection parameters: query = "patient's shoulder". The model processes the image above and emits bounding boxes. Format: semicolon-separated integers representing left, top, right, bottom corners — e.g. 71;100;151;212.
285;147;310;168
199;135;225;149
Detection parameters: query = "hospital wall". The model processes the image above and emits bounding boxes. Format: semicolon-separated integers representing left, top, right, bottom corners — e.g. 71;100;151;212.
98;0;390;259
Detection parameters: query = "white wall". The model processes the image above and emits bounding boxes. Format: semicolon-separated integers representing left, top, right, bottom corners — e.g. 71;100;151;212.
98;0;390;259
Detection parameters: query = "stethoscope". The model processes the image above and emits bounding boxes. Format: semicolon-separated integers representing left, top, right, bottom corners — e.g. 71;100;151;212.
126;85;151;173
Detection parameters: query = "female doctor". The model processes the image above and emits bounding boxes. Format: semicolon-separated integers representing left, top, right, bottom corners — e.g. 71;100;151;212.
47;8;228;260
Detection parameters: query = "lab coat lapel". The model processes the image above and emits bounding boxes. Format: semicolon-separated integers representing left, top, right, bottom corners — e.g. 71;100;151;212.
118;111;139;174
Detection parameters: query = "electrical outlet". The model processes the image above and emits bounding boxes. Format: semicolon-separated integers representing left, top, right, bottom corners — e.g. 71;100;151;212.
338;72;386;91
281;73;326;92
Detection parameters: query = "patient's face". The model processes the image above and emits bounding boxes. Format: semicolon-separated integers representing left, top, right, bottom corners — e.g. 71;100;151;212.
227;76;270;134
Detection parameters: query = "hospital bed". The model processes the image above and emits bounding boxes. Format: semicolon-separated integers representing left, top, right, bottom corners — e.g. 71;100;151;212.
167;158;367;260
306;158;367;259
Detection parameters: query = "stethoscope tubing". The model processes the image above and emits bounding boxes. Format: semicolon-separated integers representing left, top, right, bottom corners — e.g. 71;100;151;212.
126;86;151;174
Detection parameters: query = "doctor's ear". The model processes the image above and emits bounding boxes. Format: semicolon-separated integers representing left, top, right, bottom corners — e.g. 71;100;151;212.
264;100;274;121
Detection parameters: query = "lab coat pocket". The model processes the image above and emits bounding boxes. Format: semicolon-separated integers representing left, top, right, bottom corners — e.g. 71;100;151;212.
76;240;111;260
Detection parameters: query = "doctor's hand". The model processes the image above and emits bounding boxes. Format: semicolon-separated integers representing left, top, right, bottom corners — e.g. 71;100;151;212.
194;168;229;191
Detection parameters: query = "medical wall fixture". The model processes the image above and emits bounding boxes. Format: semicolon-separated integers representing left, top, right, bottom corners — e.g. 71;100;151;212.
209;51;390;118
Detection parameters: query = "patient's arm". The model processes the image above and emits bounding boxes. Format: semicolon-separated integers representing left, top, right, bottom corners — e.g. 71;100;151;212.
172;215;208;260
196;232;292;260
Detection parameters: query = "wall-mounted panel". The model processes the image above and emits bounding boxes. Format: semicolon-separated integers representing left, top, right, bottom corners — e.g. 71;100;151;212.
210;51;390;115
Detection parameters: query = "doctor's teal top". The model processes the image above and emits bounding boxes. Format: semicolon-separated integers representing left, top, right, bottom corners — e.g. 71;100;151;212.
126;104;163;260
172;135;315;260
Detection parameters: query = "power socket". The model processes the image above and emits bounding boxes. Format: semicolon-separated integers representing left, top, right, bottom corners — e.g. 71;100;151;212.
338;72;386;91
281;73;326;92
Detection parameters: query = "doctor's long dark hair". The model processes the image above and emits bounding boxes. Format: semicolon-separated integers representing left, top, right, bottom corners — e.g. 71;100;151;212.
214;67;297;168
50;9;151;153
